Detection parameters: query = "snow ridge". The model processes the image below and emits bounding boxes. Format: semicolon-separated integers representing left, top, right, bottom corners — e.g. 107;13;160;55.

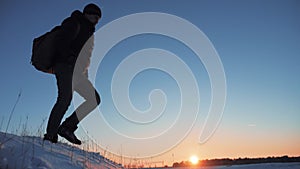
0;132;123;169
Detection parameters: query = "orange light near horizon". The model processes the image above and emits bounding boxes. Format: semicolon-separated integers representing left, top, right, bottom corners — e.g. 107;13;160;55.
189;155;199;165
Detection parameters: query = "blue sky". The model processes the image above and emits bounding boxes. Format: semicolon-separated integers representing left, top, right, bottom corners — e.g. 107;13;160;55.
0;0;299;164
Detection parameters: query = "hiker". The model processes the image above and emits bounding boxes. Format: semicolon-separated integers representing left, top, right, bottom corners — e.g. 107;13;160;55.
43;3;102;145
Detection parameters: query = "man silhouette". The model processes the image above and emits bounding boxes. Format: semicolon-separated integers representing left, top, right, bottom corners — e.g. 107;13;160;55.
43;3;101;145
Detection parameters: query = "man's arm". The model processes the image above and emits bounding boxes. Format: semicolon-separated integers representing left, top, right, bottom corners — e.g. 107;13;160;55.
56;17;80;64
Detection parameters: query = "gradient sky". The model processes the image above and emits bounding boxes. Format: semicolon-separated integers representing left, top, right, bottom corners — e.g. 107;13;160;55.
0;0;299;166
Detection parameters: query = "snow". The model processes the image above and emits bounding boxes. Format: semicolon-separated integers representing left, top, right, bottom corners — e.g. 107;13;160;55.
0;132;123;169
152;162;300;169
196;163;300;169
1;132;299;169
224;162;300;169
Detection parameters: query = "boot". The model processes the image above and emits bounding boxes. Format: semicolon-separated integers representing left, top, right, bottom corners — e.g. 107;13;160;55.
58;125;81;145
58;114;81;145
43;133;58;143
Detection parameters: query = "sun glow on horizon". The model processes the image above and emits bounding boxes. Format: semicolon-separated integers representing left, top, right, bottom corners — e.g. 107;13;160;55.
189;155;199;165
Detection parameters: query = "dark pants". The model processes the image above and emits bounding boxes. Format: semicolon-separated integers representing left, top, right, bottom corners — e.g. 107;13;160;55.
46;63;100;136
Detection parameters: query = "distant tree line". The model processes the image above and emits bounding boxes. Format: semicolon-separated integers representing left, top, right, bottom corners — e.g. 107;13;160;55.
172;156;300;168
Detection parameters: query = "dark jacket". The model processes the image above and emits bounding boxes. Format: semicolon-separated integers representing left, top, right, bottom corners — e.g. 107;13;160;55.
55;10;95;66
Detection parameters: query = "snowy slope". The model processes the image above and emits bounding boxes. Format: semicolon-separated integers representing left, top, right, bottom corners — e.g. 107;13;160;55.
1;132;300;169
0;132;123;169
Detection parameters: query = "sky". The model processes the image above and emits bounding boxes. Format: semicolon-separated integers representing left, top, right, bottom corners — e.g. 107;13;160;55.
0;0;300;166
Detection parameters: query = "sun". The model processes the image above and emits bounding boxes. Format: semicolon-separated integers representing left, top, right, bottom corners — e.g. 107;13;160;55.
189;155;199;165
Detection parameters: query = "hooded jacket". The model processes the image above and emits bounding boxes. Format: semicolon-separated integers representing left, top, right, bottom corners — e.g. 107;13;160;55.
55;10;95;68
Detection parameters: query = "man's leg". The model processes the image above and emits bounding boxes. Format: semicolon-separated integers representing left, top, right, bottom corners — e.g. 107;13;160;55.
59;77;100;144
72;78;100;122
45;63;73;143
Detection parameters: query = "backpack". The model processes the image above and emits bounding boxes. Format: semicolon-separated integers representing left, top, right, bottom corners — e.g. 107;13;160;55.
31;26;61;74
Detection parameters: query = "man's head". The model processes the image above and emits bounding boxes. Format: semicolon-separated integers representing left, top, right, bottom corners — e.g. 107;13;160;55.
83;3;101;25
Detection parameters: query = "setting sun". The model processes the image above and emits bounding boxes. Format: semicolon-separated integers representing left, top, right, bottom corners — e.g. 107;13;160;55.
189;155;199;165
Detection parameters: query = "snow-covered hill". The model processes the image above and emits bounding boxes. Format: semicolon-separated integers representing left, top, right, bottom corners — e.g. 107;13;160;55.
0;132;123;169
1;132;300;169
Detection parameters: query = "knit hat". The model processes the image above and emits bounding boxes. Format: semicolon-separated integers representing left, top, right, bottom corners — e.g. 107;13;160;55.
83;3;101;18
